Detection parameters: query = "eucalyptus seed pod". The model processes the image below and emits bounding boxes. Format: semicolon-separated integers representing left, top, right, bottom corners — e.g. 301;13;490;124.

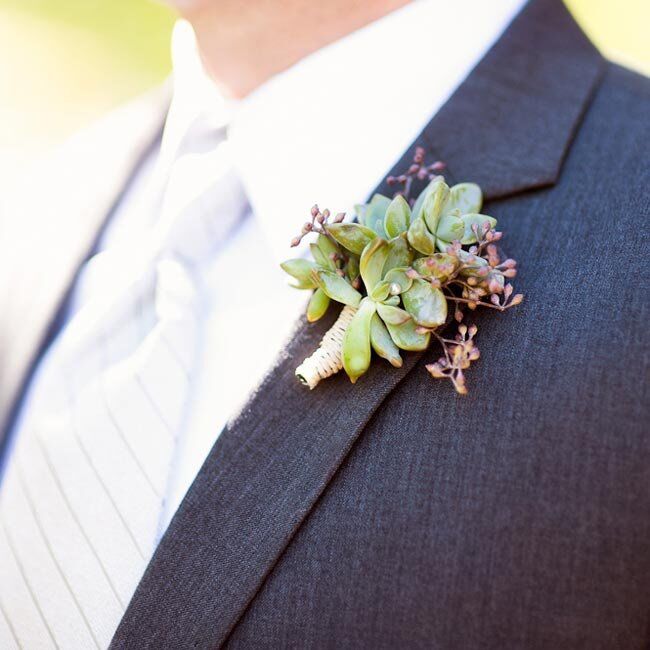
295;304;357;389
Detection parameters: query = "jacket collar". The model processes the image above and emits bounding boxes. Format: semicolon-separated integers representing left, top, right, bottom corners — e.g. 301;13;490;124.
112;0;603;646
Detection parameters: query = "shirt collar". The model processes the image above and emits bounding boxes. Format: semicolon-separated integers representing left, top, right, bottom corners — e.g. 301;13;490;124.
162;20;237;168
169;0;526;262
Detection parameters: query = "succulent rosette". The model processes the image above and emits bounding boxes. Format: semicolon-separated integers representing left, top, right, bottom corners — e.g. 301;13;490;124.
281;150;523;394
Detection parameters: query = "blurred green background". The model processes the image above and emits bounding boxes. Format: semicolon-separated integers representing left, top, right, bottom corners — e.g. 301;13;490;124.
0;0;648;181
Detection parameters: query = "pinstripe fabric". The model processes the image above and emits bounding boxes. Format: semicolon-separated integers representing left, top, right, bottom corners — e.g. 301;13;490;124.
0;99;245;648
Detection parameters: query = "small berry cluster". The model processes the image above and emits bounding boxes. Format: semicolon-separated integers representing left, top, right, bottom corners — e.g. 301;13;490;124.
387;146;446;203
427;325;480;395
439;233;523;319
290;205;345;248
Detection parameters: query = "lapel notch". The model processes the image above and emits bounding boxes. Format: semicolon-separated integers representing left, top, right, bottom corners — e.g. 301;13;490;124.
377;0;605;201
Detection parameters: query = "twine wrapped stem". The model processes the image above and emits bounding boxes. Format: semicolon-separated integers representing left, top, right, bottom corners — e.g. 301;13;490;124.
295;304;357;389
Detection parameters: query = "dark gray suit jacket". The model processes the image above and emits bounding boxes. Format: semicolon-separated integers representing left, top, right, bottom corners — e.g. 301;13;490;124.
1;0;649;647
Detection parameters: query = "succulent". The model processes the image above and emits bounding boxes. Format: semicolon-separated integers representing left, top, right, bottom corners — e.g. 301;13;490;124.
281;229;360;323
407;179;497;254
281;148;523;394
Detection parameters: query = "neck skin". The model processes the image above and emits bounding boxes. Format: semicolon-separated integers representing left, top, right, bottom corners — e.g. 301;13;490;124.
176;0;412;99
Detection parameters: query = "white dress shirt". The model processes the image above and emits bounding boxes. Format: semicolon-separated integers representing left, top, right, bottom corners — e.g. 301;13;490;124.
10;0;525;542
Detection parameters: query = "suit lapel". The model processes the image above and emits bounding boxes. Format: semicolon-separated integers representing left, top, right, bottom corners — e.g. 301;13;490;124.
111;2;604;648
373;0;605;201
0;85;169;457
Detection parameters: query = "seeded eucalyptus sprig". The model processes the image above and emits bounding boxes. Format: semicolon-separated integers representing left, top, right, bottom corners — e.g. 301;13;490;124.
281;148;523;394
281;205;361;323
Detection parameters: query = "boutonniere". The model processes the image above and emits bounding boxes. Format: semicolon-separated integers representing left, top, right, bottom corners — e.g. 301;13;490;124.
281;147;523;394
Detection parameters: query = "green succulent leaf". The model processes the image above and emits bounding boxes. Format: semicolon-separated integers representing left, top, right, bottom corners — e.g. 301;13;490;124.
376;302;411;325
384;195;411;238
365;194;391;237
412;254;457;282
459;213;498;244
346;254;360;284
309;243;330;269
306;288;330;322
422;181;450;234
411;178;442;221
457;249;490;276
402;279;448;328
436;213;464;243
342;298;376;383
280;258;318;289
383;233;413;273
386;318;431;351
311;269;362;307
328;223;377;255
436;237;452;253
360;238;389;293
384;295;400;306
370;313;403;368
370;281;391;302
407;216;437;255
446;182;482;216
316;233;340;261
383;267;413;294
